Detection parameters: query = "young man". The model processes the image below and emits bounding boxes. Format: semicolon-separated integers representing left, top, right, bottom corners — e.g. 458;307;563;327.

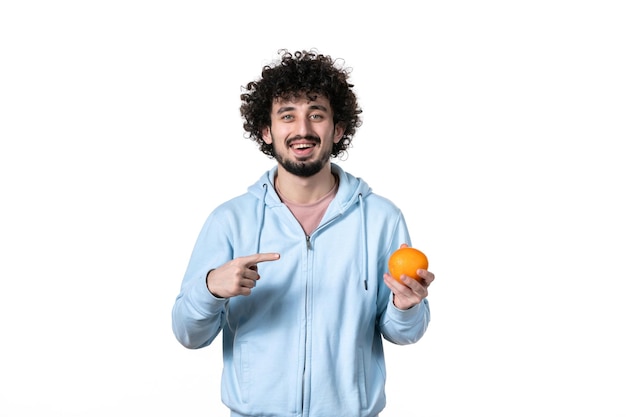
172;49;435;417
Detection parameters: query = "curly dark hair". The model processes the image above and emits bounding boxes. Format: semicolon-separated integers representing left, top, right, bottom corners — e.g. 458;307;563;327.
240;49;362;158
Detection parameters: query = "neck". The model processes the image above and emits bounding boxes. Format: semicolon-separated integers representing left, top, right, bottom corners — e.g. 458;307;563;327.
274;165;337;204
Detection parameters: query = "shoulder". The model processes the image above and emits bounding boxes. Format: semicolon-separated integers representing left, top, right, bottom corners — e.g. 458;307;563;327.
210;191;259;218
363;191;403;214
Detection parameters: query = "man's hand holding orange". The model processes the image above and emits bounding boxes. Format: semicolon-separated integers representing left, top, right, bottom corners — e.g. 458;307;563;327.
384;244;435;310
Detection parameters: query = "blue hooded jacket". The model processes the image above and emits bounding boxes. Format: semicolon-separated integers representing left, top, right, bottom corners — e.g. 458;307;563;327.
172;163;430;417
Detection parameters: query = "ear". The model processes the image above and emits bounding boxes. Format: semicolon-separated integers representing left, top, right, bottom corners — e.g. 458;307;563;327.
261;126;272;144
333;123;346;144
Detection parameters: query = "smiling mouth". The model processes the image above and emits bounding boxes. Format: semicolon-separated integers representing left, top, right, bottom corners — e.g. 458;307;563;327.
287;135;320;150
291;143;316;150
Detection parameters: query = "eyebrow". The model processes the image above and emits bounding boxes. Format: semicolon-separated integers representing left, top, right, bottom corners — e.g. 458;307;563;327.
276;104;329;114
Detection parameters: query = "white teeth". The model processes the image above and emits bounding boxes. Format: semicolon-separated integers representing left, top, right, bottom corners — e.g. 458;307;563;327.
293;143;313;149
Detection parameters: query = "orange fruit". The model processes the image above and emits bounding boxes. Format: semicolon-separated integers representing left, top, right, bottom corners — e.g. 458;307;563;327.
388;247;429;282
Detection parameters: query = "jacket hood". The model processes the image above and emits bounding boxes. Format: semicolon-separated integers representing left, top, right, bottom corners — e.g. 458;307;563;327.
248;163;372;212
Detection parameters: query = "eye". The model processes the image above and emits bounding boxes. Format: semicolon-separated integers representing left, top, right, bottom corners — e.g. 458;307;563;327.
310;113;324;120
281;114;294;121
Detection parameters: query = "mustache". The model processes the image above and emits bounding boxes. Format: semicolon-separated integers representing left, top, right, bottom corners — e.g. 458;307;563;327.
286;135;321;146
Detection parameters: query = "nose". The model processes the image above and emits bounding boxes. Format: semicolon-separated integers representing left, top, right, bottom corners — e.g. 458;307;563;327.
294;117;313;137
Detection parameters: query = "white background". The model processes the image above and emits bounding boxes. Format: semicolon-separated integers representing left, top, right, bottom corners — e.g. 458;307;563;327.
1;1;625;416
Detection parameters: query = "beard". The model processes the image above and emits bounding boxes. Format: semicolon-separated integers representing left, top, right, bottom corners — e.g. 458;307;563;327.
272;136;333;178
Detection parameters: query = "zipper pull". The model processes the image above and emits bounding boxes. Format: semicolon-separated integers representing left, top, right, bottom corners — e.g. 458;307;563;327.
306;235;311;250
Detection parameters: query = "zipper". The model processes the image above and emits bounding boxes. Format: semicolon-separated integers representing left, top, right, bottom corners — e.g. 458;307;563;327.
301;234;312;416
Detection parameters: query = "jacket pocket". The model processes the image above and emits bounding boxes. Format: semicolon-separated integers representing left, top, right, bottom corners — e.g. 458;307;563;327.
358;348;368;410
239;341;250;404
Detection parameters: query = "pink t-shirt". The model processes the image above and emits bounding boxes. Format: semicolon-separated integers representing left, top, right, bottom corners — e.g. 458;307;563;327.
275;178;339;236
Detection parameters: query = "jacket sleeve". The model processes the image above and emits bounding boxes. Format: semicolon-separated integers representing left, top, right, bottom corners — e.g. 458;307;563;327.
380;297;430;345
377;210;431;345
171;212;232;349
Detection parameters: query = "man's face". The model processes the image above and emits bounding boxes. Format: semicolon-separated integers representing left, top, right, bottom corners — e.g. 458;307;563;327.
262;95;344;177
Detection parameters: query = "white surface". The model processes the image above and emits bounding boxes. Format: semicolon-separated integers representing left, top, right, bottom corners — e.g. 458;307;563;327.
1;1;624;416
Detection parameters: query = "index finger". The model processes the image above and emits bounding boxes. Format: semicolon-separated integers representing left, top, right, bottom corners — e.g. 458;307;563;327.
241;252;280;267
418;269;435;286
